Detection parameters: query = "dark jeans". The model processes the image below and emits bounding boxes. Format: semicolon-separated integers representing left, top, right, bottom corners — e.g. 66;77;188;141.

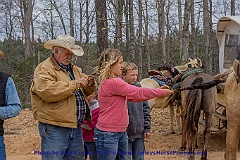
84;142;97;160
0;136;6;160
127;138;145;160
94;128;128;160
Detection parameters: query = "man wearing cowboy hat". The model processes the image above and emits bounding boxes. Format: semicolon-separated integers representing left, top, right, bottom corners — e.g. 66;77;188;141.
0;51;22;160
30;35;96;160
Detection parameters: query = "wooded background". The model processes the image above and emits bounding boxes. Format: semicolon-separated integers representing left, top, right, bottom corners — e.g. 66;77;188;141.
0;0;239;107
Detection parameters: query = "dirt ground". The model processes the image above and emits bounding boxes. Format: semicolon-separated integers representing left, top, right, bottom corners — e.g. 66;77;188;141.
4;108;239;160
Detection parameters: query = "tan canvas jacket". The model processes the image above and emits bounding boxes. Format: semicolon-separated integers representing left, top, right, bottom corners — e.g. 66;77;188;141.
30;55;96;128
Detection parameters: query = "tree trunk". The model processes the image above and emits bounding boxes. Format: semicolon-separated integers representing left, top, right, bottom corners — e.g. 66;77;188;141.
95;0;108;56
203;0;210;71
124;0;130;55
178;0;183;61
85;0;90;44
182;0;191;63
144;0;150;71
50;2;54;39
79;1;83;43
190;0;196;58
129;0;135;61
20;0;33;58
231;0;235;16
209;0;215;72
68;0;74;37
115;0;123;50
138;0;143;80
157;0;166;64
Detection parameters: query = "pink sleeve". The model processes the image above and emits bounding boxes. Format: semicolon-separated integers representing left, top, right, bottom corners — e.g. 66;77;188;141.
87;108;99;128
108;78;167;102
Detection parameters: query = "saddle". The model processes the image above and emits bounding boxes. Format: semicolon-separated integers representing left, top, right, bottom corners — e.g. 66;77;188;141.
148;69;171;86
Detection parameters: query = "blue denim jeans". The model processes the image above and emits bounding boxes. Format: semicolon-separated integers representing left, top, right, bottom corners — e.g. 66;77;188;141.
38;122;85;160
127;138;145;160
0;136;6;160
94;128;128;160
84;142;97;160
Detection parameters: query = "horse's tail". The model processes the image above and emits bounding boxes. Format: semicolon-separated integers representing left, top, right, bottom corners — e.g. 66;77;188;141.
183;77;203;151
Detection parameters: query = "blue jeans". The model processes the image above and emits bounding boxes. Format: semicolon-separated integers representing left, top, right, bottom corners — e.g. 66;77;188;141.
38;122;85;160
94;128;128;160
127;138;145;160
0;136;6;160
84;142;97;160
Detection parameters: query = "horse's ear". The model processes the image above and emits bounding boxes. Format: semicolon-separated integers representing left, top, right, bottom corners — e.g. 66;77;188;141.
188;57;193;61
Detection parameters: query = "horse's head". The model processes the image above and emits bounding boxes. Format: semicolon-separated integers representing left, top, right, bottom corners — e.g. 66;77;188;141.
175;58;203;72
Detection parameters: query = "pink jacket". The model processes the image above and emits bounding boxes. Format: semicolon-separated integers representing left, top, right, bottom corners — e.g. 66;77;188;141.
96;78;167;132
82;106;100;142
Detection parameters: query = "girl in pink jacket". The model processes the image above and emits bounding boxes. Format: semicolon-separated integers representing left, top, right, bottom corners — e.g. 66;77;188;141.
94;48;173;160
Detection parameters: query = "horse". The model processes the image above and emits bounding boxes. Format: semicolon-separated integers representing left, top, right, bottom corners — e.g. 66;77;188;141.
140;78;182;134
180;70;217;160
140;58;203;134
224;58;240;160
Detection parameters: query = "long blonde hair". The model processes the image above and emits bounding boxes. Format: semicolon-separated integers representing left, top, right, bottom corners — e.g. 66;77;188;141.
94;48;122;86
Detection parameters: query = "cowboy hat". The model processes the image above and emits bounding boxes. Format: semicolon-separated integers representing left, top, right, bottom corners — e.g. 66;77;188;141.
0;51;4;59
148;69;162;76
44;34;84;56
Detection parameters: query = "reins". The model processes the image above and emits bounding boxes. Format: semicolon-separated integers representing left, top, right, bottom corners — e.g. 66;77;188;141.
172;79;224;92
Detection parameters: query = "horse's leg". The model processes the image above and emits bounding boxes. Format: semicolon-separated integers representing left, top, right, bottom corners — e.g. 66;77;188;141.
194;110;201;149
180;117;186;151
175;101;182;134
188;146;195;160
201;113;212;160
225;117;240;160
169;103;175;134
180;132;186;151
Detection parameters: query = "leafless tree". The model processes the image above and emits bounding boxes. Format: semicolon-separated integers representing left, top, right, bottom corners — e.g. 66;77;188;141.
20;0;33;58
144;0;150;71
190;0;196;58
182;0;191;63
115;0;123;50
129;0;135;61
68;0;74;36
178;0;183;61
137;0;143;80
157;0;166;63
95;0;108;56
124;0;130;54
231;0;235;16
203;0;211;71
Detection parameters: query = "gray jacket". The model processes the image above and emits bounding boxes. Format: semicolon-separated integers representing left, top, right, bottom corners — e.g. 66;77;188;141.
126;82;151;138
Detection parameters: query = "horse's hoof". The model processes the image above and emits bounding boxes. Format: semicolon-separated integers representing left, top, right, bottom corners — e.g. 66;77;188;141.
201;157;207;160
188;155;195;160
179;146;186;151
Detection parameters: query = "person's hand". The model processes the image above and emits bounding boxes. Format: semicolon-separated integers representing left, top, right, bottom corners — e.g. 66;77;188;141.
164;89;174;97
80;124;92;130
144;132;150;139
87;75;95;86
86;94;95;103
77;77;88;88
160;85;169;89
